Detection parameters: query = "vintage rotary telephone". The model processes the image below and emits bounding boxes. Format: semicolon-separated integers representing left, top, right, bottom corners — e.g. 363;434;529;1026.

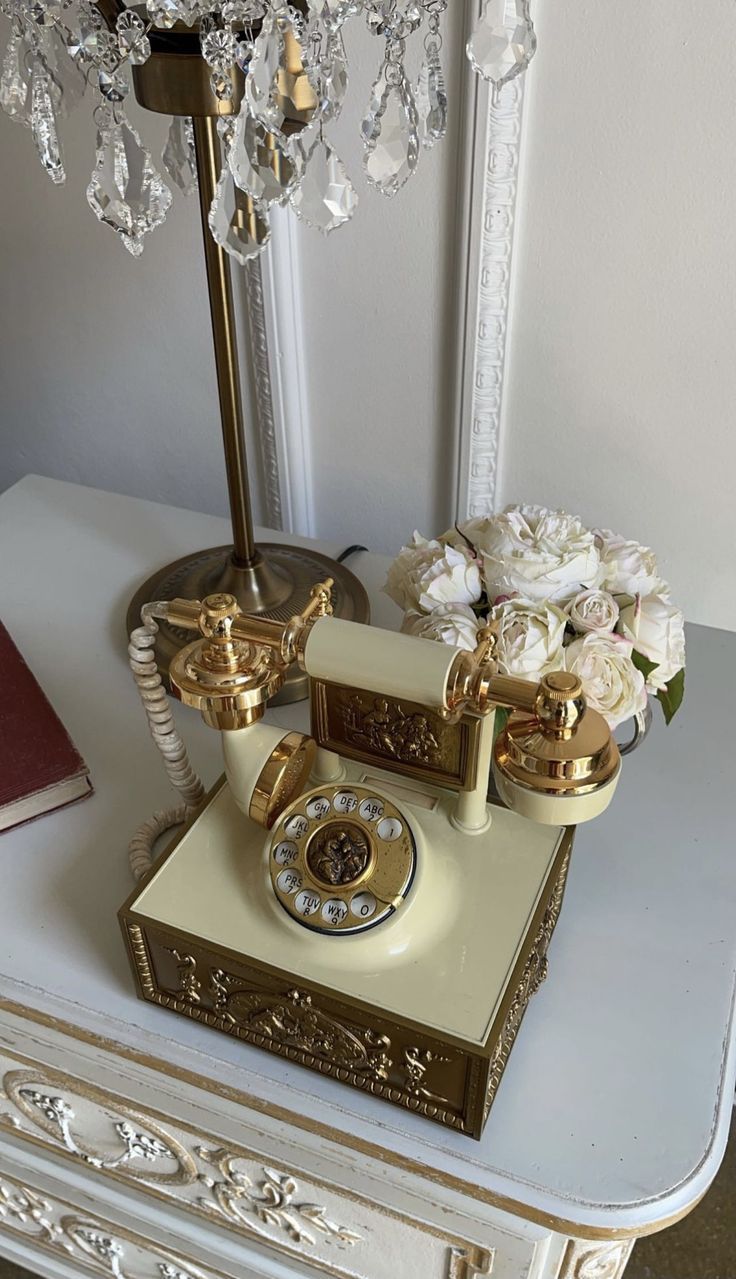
130;579;620;939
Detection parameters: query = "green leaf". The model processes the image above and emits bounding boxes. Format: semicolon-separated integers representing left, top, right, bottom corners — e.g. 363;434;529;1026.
656;666;685;725
631;649;658;679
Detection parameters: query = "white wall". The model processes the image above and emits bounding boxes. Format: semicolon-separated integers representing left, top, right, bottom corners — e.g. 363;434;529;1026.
497;0;736;630
0;86;268;525
1;2;735;630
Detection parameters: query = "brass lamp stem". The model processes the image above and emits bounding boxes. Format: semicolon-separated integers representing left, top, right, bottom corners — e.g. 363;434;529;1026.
192;115;257;569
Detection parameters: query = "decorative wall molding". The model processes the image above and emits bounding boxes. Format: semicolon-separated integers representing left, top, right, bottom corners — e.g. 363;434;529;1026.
453;53;526;522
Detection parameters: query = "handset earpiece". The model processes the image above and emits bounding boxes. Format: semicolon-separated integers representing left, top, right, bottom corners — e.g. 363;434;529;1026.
492;672;621;825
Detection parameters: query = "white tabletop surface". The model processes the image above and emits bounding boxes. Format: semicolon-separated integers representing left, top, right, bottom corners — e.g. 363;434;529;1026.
0;475;734;1238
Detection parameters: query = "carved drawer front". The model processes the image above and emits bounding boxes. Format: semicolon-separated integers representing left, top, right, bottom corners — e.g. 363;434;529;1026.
0;1050;551;1279
0;1170;241;1279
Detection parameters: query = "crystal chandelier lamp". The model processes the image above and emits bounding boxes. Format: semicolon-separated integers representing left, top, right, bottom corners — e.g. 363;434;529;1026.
0;0;537;698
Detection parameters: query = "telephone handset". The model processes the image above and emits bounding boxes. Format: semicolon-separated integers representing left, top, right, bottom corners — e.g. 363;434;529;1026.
132;579;620;939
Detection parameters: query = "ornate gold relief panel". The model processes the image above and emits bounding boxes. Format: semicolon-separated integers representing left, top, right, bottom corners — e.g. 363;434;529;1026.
311;680;483;792
0;1055;501;1279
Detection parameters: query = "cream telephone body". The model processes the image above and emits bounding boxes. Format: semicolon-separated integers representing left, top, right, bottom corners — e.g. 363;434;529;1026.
136;583;620;942
124;581;621;1138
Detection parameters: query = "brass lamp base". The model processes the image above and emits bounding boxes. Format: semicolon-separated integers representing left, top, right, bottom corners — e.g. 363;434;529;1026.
126;543;370;704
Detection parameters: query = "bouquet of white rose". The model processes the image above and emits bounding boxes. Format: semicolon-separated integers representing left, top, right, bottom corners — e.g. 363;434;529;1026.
384;505;685;730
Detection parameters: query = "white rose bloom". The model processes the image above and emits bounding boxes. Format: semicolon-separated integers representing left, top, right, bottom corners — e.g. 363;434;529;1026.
568;588;619;635
442;517;495;554
619;595;686;692
490;598;568;679
564;633;647;728
481;505;602;605
594;528;668;598
384;533;482;613
401;604;482;652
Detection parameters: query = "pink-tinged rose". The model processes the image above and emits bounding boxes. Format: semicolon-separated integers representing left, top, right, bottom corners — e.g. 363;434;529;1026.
619;595;686;692
564;632;647;729
490;597;567;679
384;533;482;613
594;528;668;598
568;589;620;635
401;603;482;652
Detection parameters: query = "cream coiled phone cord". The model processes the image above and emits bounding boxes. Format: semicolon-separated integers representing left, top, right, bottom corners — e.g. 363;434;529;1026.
127;603;205;881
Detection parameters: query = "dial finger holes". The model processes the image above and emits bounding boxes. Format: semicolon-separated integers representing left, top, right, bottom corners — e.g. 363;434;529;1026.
306;795;331;820
284;814;309;840
333;790;358;815
273;841;299;866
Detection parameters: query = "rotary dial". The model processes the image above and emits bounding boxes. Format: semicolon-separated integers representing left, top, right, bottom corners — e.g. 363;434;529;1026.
268;784;416;935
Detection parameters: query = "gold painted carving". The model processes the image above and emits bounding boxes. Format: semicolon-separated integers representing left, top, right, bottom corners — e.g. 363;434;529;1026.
196;1147;363;1247
559;1240;635;1279
0;1069;197;1186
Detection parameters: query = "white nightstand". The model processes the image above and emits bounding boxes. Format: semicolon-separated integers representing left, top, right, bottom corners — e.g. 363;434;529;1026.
0;474;733;1279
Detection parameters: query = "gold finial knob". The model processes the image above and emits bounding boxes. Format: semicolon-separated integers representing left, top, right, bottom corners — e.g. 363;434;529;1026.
535;671;586;737
199;593;240;636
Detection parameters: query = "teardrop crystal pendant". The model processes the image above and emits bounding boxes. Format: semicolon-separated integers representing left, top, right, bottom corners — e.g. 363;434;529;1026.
162;115;197;195
290;135;357;235
317;0;362;33
0;33;31;123
229;103;298;205
467;0;536;91
415;44;447;149
208;164;270;263
31;62;64;183
362;67;418;197
245;5;319;137
318;30;347;126
86;111;172;256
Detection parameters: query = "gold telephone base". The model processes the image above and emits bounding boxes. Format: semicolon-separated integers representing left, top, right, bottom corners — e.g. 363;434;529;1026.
126;544;370;705
121;770;574;1141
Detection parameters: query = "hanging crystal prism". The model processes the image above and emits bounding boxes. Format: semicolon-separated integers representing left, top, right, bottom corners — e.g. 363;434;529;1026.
162;115;197;195
290;135;356;235
31;61;64;182
145;0;195;31
208;163;270;264
362;63;418;196
315;0;362;33
42;27;86;117
246;5;319;137
415;43;446;149
86;110;172;256
0;33;31;122
466;0;536;92
317;29;347;125
229;103;299;205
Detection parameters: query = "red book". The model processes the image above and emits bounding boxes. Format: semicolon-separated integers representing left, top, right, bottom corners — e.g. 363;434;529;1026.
0;620;92;832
